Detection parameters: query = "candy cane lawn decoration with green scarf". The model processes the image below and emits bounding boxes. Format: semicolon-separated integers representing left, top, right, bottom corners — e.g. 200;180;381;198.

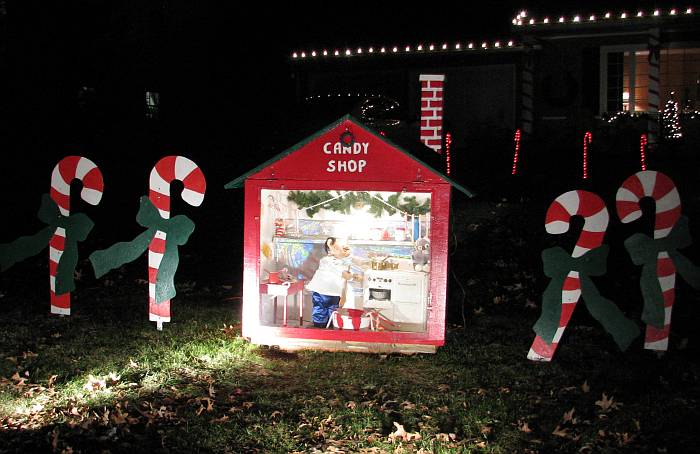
0;156;103;315
616;170;700;351
148;156;206;329
528;190;639;361
90;156;206;330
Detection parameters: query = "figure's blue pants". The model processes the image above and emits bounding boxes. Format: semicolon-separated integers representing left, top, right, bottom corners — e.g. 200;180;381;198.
311;292;339;328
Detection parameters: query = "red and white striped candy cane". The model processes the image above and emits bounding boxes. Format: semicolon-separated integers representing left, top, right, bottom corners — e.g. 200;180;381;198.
49;156;104;315
616;170;681;351
528;190;609;361
148;156;206;330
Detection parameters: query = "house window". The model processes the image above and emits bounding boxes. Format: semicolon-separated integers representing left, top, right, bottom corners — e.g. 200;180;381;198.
602;46;700;114
659;48;700;110
145;91;160;119
606;52;624;112
259;189;431;333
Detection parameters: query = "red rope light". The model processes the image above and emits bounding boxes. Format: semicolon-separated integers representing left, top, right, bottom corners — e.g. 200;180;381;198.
511;129;521;175
445;132;452;175
583;131;592;179
640;134;647;170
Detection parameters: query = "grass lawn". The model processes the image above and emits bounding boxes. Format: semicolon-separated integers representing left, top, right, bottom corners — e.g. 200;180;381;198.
1;284;698;453
2;191;700;453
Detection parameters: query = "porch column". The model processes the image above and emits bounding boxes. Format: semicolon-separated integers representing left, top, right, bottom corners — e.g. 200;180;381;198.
647;27;661;148
521;46;535;135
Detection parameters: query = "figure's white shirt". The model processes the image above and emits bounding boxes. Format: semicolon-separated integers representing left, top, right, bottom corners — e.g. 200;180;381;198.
306;255;351;296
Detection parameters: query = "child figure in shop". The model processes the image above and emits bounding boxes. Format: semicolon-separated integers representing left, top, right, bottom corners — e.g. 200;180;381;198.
306;237;364;328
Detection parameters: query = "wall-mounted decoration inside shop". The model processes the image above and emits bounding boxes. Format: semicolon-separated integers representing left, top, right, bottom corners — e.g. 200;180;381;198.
90;156;206;330
616;170;700;351
225;115;474;353
528;190;639;362
0;156;104;316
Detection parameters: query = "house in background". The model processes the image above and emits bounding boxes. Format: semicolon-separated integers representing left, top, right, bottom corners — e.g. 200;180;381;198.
290;7;700;156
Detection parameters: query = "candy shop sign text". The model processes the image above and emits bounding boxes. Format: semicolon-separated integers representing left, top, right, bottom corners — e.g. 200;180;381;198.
323;141;368;173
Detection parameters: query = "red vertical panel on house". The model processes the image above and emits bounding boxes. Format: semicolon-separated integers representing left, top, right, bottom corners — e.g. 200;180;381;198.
241;179;263;340
426;183;450;345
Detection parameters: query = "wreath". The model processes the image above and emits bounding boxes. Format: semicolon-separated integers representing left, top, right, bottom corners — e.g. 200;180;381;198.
339;131;355;148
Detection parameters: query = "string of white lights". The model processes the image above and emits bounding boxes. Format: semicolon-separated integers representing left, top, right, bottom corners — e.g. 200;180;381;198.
292;8;695;60
513;7;693;26
292;40;517;60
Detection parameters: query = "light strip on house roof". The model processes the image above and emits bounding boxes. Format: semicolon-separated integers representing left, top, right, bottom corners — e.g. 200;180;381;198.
513;7;694;26
291;40;519;60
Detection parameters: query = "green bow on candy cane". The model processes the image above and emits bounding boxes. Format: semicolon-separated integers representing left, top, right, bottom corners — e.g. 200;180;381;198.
624;215;700;329
533;245;640;351
89;196;194;304
0;194;94;295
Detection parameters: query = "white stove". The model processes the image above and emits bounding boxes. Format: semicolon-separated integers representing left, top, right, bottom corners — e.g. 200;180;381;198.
363;269;428;326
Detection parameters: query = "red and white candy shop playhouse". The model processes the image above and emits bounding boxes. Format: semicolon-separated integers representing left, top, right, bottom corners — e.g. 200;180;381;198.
225;115;472;353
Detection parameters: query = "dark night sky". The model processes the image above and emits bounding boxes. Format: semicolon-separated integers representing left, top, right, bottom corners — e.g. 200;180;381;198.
0;1;684;217
0;0;689;281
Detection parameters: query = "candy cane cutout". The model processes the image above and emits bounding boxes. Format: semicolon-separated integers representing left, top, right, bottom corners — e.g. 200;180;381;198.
148;156;206;330
511;129;521;176
49;156;104;315
616;170;681;350
582;131;592;180
528;190;608;361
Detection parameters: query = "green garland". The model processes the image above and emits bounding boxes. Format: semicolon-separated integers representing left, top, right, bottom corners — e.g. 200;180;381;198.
287;191;430;218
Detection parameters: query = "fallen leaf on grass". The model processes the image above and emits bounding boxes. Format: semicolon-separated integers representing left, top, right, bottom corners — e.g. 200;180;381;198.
83;375;107;392
552;425;570;438
562;408;577;425
518;420;533;433
401;401;415;410
11;372;27;388
436;433;456;442
389;422;421;442
346;401;357;410
581;381;590;393
41;374;57;391
110;404;128;425
107;372;121;383
615;432;635;445
196;398;214;415
595;393;621;413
